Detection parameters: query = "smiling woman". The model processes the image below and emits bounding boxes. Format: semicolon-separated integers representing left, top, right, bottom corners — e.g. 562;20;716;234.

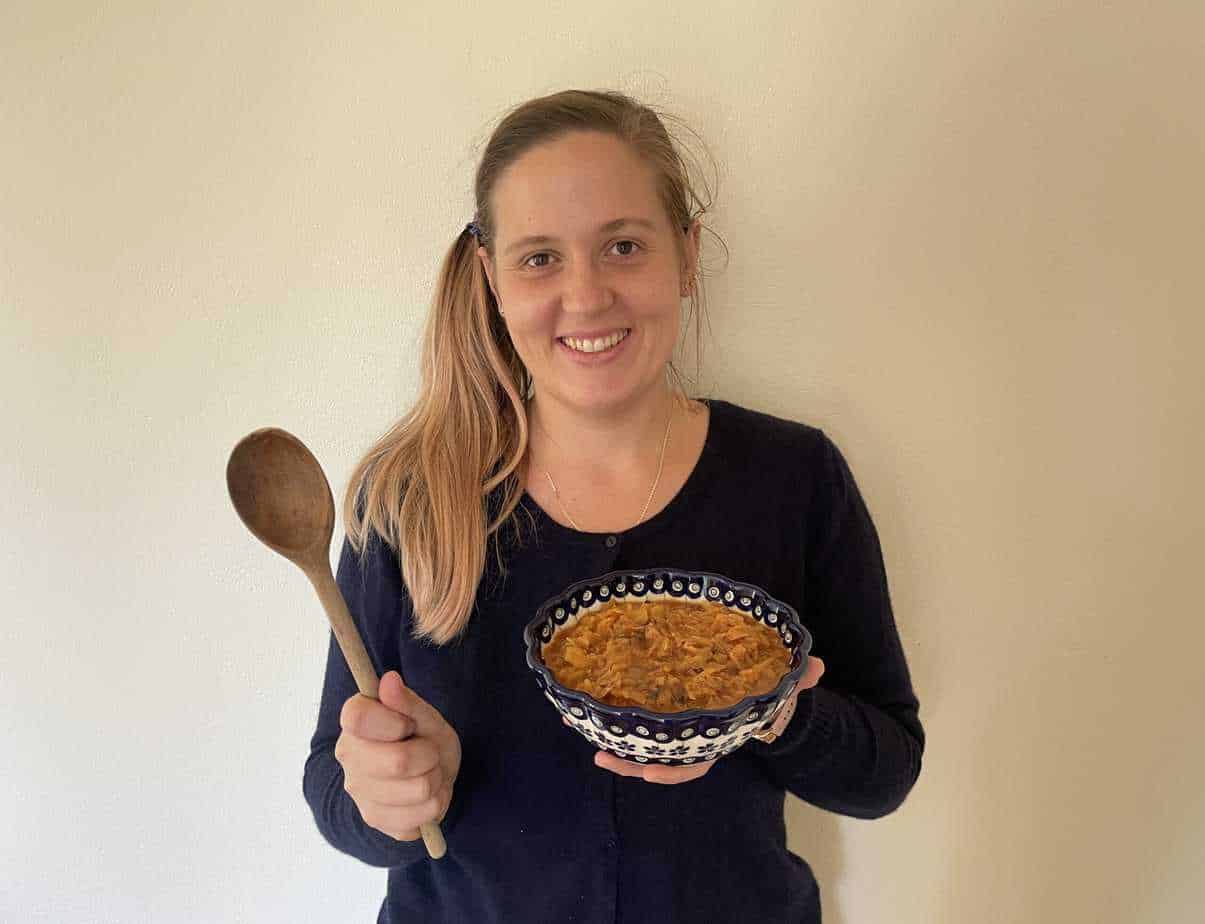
303;88;923;924
475;130;701;427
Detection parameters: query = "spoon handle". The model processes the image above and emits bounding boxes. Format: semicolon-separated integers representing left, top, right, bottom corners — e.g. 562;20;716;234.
307;564;381;696
306;564;448;860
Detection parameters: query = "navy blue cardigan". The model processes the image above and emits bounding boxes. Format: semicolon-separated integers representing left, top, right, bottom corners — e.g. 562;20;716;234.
303;398;924;923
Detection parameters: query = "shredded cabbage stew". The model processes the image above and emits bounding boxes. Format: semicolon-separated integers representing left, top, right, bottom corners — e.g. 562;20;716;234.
542;598;790;712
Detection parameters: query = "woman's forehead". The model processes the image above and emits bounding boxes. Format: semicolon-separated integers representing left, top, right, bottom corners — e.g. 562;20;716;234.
492;141;663;242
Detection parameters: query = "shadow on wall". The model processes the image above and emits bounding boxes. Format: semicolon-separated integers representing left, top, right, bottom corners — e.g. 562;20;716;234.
785;798;848;924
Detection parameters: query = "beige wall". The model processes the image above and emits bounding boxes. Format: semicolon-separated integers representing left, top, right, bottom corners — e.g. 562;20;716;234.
3;2;1201;921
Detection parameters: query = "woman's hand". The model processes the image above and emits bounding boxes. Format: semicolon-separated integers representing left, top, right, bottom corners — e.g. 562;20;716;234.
335;670;462;841
583;656;825;784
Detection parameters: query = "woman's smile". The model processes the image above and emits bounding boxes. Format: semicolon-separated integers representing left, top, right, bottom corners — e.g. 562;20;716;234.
555;326;632;363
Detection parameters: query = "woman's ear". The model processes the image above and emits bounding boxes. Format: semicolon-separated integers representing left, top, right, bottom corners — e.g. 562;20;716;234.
681;220;701;291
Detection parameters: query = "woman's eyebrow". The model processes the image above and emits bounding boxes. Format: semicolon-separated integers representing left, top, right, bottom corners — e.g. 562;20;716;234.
502;217;657;256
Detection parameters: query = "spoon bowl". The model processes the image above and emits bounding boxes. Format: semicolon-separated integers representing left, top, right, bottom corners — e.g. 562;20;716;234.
227;428;334;566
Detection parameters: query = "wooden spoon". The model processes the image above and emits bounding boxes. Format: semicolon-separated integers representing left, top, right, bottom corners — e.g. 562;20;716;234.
225;426;447;860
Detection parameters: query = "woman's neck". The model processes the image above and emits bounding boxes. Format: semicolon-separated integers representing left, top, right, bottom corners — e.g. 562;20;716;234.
525;384;684;482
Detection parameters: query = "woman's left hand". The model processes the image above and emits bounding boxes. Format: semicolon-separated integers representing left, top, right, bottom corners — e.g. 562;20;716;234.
583;655;825;784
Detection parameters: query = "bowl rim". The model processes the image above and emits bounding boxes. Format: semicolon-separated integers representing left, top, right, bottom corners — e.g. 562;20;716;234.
523;566;813;725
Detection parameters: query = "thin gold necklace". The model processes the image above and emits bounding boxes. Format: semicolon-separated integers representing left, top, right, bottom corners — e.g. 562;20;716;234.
537;400;675;533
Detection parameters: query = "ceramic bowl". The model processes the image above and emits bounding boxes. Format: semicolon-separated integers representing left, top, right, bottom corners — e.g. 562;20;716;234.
523;568;813;766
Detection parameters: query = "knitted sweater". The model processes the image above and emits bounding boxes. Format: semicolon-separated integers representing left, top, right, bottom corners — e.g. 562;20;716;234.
303;397;924;923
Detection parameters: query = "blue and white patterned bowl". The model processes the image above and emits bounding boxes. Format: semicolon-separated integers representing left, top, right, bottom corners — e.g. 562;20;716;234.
523;568;813;766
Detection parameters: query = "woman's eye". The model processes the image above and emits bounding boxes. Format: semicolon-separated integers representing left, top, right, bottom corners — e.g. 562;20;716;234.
522;240;642;269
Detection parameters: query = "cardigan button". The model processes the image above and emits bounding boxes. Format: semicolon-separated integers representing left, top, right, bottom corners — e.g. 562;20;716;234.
604;535;618;549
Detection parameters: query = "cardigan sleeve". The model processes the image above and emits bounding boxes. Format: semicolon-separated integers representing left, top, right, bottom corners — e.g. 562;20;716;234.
747;431;925;819
301;531;434;868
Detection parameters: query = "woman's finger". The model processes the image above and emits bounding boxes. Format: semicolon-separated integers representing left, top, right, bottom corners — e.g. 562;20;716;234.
362;792;448;842
594;751;646;778
798;655;825;691
342;735;442;782
594;750;715;784
640;761;713;784
347;764;445;807
340;694;415;742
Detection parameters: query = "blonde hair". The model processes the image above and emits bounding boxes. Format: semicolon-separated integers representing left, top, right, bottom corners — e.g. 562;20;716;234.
342;88;727;645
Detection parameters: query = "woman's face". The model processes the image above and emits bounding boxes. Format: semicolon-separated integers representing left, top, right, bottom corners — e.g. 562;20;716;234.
478;131;699;415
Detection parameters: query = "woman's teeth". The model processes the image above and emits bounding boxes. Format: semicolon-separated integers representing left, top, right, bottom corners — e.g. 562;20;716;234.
560;329;630;353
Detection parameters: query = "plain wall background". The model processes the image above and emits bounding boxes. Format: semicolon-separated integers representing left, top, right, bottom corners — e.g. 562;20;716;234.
3;2;1202;921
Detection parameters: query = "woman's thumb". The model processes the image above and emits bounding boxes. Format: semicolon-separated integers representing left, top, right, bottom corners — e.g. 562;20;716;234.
378;670;448;738
378;670;415;716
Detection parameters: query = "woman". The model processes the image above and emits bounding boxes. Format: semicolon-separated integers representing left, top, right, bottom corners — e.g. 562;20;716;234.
303;88;924;923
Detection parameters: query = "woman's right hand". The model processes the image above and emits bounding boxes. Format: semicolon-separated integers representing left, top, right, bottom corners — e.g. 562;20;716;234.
335;670;462;842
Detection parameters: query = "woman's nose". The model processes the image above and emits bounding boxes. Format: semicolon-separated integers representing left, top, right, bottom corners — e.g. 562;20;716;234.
561;260;613;314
